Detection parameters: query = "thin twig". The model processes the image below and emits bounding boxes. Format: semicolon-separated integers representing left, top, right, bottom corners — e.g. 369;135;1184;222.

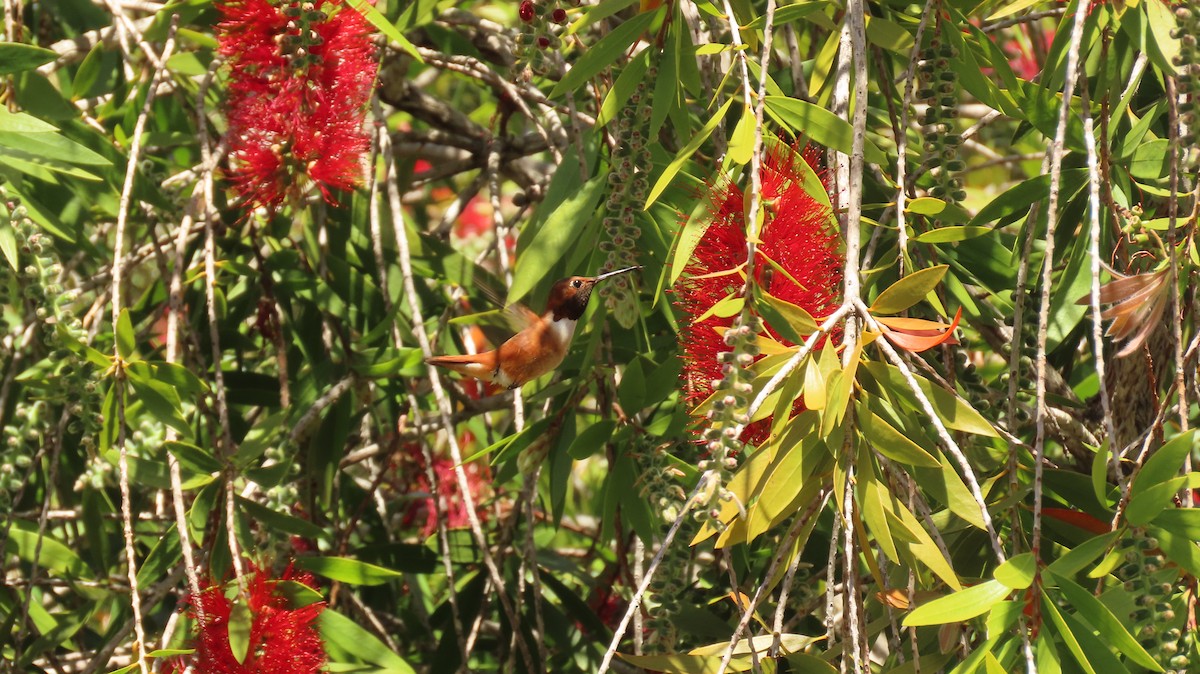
718;490;828;674
597;472;711;674
382;129;534;673
894;0;939;277
109;20;178;672
854;299;1007;564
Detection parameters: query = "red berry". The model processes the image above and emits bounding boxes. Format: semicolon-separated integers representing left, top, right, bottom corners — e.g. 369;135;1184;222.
537;35;551;49
551;7;567;23
519;0;535;22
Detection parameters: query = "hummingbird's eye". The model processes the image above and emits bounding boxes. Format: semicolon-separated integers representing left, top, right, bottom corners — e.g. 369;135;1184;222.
572;280;582;288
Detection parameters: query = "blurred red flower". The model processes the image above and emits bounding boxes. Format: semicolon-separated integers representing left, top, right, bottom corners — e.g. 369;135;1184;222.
217;0;377;212
399;437;492;537
673;139;843;444
173;562;326;674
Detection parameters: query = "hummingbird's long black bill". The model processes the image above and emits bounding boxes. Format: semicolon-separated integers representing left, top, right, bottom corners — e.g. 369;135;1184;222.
594;265;642;282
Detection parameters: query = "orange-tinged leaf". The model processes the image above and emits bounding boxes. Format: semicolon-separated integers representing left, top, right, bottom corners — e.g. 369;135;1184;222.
1042;507;1111;535
878;307;962;353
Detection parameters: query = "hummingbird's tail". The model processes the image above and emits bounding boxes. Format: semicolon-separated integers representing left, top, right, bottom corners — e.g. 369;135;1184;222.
424;353;499;385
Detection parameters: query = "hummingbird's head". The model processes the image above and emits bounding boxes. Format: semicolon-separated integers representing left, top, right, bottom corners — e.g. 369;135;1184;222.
547;266;641;321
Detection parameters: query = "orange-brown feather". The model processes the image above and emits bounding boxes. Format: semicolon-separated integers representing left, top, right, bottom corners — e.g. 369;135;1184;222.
424;351;501;384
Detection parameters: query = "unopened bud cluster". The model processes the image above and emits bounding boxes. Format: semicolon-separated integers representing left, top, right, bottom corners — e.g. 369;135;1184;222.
516;0;573;67
1;199;99;504
694;310;762;532
1116;528;1189;671
279;1;331;72
1173;2;1200;170
916;29;965;209
598;63;655;328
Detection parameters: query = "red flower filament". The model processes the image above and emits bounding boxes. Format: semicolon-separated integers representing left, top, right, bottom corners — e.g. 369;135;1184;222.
674;139;843;444
217;0;377;212
177;562;326;674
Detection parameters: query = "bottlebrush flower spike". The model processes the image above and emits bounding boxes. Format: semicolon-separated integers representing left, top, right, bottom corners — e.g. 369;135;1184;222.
673;138;843;444
171;562;326;674
217;0;377;213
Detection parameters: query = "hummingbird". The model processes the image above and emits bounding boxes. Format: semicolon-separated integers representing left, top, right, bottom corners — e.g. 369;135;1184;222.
425;266;641;389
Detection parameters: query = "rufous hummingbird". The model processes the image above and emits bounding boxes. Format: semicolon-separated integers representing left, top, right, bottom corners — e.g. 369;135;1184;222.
425;266;641;389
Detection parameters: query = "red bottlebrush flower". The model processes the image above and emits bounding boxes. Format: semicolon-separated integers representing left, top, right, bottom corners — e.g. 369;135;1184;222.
217;0;377;213
673;139;843;445
398;440;492;537
175;562;326;674
453;195;492;240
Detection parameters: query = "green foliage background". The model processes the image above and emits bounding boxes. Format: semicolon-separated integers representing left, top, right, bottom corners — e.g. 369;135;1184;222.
1;0;1199;672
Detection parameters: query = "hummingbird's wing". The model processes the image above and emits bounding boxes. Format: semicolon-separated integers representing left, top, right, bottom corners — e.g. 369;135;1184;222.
470;275;540;332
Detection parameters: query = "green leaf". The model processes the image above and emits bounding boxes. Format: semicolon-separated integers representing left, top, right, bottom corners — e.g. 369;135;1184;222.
1045;531;1118;577
1144;0;1181;75
744;1;829;28
967;173;1052;228
764;96;887;165
126;370;190;437
859;402;940;468
1041;592;1130;674
550;10;659;99
4;522;89;576
115;308;135;359
906;197;947;216
0;131;111;166
293;556;403;586
1149;524;1200;577
987;0;1048;20
0;107;57;133
761;291;818;338
646;94;736;208
1130;430;1195;499
1150;508;1200;539
912;226;992;244
863;362;999;437
669;195;716;286
1125;475;1188;526
343;0;421;60
870;265;947;314
617;357;647;412
727;105;756;165
509;173;606;302
0;220;17;271
902;580;1010;626
597;50;648;128
0;43;57;75
228;601;252;664
1128;139;1169;180
320;610;416;672
865;15;915;54
1047;570;1163;672
994;552;1036;590
237;497;331;542
567;418;616;459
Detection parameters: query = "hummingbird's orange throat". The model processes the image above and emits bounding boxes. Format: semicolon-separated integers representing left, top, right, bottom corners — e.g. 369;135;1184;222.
425;266;641;389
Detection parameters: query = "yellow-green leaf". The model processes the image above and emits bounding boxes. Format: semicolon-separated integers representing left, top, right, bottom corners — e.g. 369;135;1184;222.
902;580;1009;627
870;265;948;314
859;402;941;468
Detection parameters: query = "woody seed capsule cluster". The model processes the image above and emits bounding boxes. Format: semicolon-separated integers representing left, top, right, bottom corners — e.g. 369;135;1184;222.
1173;2;1200;171
916;27;965;209
1116;529;1190;672
598;65;656;328
634;439;693;651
